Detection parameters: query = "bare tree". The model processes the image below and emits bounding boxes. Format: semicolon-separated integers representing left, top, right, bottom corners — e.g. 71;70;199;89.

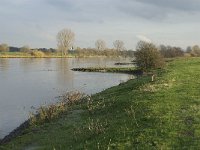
186;46;192;53
95;39;106;51
113;40;125;51
0;43;9;52
57;28;75;56
191;45;200;56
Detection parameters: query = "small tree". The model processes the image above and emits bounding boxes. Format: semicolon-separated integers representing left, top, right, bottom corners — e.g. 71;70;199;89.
191;45;200;56
135;41;165;71
57;28;75;56
20;45;31;53
0;43;9;52
186;46;192;53
95;39;106;51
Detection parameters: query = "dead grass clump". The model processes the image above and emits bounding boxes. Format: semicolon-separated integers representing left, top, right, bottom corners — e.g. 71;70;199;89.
140;84;158;93
30;50;45;57
139;78;176;93
87;119;108;135
61;91;85;105
30;91;85;125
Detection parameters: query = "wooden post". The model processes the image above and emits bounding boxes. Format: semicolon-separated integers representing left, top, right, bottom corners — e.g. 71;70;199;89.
151;74;155;82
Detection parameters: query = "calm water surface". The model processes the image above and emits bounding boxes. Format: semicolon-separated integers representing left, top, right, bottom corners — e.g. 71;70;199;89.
0;57;134;138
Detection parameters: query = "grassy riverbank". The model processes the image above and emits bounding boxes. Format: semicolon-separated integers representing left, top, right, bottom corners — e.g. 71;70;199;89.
1;57;200;149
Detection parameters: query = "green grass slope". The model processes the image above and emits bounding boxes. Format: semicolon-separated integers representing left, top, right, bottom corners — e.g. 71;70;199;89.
1;57;200;149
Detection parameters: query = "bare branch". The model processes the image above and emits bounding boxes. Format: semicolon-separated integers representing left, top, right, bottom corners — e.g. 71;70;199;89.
95;39;106;51
57;28;75;56
113;40;125;51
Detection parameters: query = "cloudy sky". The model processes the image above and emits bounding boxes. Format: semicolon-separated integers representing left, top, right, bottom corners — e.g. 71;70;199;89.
1;0;200;49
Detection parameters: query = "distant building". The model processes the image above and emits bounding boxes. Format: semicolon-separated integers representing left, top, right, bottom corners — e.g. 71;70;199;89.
68;46;76;54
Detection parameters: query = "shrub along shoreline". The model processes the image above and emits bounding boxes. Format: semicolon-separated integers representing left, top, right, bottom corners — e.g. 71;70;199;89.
2;58;200;149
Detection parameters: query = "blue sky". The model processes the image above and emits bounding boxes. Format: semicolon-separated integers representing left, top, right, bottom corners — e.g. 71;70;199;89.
1;0;200;49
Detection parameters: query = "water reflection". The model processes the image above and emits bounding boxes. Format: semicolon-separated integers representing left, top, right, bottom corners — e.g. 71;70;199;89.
19;58;43;72
0;58;9;72
43;58;52;67
56;58;74;87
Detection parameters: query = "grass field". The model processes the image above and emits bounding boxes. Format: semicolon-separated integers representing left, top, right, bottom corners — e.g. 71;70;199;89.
1;57;200;149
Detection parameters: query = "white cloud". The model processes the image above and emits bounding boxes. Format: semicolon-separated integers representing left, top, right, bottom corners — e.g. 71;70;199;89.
136;35;152;43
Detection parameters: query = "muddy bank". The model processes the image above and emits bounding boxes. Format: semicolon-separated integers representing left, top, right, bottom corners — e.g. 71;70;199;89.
0;120;30;144
114;62;135;65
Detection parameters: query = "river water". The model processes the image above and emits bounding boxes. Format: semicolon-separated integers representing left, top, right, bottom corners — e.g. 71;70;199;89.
0;57;134;139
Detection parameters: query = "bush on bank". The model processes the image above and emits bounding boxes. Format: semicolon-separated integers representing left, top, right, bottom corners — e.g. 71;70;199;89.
134;41;165;72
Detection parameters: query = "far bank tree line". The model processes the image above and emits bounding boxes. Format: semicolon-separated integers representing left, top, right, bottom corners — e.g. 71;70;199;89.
1;28;200;58
56;28;133;57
